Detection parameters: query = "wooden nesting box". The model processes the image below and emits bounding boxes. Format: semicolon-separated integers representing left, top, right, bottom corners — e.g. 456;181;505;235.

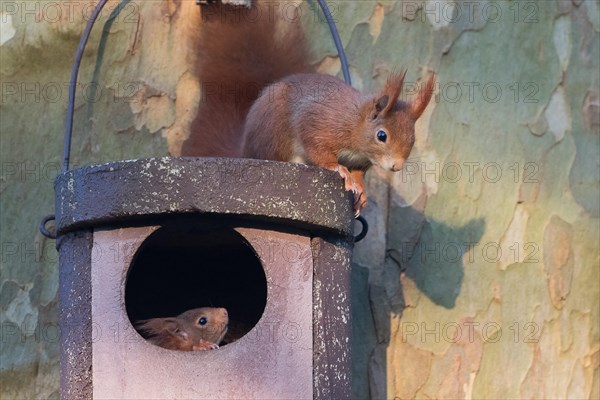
55;157;354;400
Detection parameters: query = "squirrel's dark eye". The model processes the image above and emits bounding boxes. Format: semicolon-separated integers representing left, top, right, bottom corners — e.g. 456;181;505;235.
198;317;207;326
376;130;387;143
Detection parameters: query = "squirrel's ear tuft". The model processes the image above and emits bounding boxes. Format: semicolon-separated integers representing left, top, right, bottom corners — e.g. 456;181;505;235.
375;70;407;118
411;74;435;119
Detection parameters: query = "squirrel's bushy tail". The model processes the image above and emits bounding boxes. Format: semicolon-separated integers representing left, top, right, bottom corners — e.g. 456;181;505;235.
181;1;311;157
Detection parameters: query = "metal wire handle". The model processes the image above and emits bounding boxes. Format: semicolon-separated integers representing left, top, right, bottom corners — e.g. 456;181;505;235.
62;0;109;174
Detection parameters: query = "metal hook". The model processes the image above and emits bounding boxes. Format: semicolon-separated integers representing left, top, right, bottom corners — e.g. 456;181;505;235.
354;215;368;242
39;214;57;239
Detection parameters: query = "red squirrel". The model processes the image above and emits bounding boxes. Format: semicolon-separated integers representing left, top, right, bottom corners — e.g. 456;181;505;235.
182;0;435;214
135;307;229;351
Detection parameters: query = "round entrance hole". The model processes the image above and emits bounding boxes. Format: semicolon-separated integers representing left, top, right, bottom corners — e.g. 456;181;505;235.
125;223;267;349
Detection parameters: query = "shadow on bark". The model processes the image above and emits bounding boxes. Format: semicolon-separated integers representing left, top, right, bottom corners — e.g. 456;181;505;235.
352;198;485;399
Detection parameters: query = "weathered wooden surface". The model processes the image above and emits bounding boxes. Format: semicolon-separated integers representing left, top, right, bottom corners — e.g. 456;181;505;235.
1;1;598;399
89;226;314;399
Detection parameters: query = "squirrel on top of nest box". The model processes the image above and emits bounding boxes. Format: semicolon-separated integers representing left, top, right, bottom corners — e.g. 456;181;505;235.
136;307;229;351
182;0;435;215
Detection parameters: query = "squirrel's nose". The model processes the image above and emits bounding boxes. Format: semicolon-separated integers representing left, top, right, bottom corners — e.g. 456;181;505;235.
391;161;404;172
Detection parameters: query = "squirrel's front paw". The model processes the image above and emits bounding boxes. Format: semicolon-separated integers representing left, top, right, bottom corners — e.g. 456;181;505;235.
193;340;219;351
330;165;358;193
353;184;367;217
328;165;368;216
